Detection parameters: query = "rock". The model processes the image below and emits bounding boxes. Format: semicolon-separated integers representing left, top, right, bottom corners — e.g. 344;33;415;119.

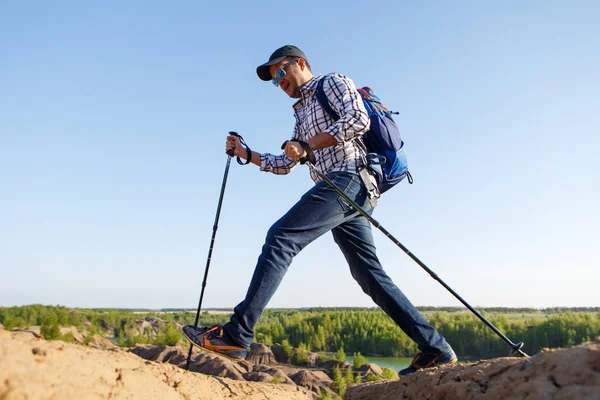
0;330;313;399
307;351;320;366
357;362;383;377
271;344;290;363
130;344;188;365
339;361;352;370
246;342;277;365
59;327;85;343
292;350;321;366
32;347;47;356
134;316;163;336
243;372;275;382
307;370;332;382
251;365;294;385
11;329;42;339
320;359;343;370
86;335;119;350
320;359;351;373
290;370;332;394
278;364;301;377
188;352;249;380
128;343;301;389
345;340;600;400
129;344;249;381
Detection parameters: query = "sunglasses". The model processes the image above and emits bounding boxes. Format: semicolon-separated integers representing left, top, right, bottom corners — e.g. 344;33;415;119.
271;59;299;87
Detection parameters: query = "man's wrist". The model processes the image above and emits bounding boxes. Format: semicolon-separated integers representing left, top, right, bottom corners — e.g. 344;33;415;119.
297;141;316;164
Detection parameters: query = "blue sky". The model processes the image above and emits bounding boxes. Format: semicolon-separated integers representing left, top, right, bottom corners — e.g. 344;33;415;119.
1;1;598;309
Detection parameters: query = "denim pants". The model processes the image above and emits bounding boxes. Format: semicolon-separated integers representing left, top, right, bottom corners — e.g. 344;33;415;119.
224;171;453;355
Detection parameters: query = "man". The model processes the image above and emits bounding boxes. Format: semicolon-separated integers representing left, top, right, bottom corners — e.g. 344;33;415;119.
183;45;457;375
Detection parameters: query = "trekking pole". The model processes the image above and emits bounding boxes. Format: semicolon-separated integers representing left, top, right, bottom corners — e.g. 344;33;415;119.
305;162;529;358
185;132;242;370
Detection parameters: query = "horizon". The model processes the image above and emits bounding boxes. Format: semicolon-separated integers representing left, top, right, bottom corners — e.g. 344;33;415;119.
2;2;599;310
3;304;599;312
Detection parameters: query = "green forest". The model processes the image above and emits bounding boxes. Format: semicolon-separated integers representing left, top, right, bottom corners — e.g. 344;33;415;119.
1;305;598;359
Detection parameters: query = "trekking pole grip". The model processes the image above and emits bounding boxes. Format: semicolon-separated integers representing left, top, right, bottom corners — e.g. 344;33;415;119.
281;139;316;165
227;131;252;164
227;131;239;157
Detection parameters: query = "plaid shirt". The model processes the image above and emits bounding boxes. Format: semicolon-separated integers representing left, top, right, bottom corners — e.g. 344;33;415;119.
260;73;372;184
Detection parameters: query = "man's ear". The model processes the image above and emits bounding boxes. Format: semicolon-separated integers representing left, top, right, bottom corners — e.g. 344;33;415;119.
298;58;306;70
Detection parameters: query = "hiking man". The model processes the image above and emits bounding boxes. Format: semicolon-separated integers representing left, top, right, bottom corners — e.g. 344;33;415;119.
183;45;457;375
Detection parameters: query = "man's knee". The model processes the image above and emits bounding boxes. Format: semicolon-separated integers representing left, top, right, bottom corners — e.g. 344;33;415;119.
264;223;299;255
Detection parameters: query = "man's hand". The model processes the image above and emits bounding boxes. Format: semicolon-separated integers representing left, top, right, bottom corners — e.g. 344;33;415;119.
226;134;243;157
283;141;307;162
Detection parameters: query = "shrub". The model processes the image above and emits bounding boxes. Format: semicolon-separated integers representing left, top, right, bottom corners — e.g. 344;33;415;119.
294;343;310;365
382;368;398;380
353;351;367;368
318;351;328;363
40;316;60;340
335;347;346;362
156;323;181;346
282;339;293;361
332;366;347;398
317;388;332;400
59;332;75;343
345;366;354;382
83;334;93;345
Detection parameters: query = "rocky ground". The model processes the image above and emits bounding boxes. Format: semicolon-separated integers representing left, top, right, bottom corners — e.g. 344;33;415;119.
345;339;600;400
1;326;599;399
0;329;313;399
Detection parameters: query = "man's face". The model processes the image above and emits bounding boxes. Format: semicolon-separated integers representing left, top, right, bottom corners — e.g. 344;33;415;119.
269;58;305;98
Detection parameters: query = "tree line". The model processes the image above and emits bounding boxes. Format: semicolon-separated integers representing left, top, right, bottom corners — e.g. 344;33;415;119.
1;305;598;358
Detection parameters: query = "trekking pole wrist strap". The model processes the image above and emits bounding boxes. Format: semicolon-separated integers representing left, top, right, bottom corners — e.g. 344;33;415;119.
280;140;317;165
295;140;317;165
228;131;252;165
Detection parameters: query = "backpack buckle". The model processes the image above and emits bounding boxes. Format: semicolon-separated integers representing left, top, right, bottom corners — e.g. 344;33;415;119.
366;153;386;166
358;166;379;200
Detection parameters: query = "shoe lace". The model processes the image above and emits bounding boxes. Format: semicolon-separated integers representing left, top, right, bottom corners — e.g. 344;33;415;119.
410;352;442;369
201;324;224;339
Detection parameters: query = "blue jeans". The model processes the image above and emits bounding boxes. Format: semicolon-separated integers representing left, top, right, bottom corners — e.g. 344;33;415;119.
223;171;453;356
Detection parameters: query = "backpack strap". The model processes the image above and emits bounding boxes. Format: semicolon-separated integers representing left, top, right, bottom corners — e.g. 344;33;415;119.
315;74;369;155
315;74;340;121
315;74;379;196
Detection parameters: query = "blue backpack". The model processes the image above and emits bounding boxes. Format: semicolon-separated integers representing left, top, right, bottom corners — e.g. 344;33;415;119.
315;75;412;193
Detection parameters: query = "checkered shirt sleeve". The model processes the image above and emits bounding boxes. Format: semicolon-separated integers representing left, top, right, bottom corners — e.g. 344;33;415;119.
260;73;370;183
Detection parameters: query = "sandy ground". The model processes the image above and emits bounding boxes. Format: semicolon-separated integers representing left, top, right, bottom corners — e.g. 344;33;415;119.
345;339;600;400
0;329;313;400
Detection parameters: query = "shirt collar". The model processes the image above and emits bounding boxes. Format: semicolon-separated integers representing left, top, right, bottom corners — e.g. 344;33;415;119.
293;75;322;110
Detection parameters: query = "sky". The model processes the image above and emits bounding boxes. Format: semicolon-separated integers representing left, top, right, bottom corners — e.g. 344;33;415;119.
1;1;599;310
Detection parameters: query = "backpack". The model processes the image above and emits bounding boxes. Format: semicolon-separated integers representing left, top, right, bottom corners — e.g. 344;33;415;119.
315;75;412;194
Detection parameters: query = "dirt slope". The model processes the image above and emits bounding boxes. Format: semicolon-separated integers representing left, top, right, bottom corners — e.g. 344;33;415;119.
345;339;600;400
0;329;313;400
3;326;598;400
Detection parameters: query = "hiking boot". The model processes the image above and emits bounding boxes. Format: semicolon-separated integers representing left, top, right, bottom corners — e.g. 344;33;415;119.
399;350;458;376
182;324;248;360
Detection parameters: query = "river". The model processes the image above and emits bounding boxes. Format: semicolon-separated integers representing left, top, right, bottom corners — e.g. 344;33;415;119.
351;355;412;371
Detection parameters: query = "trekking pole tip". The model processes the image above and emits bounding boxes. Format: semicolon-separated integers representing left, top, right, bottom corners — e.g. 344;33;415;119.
510;342;529;358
